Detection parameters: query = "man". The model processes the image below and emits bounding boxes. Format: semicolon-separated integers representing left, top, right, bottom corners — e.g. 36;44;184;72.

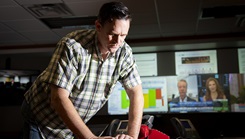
21;2;144;139
171;79;196;103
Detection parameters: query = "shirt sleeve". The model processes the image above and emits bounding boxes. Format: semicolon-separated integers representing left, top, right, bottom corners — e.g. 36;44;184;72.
119;45;142;89
40;37;84;92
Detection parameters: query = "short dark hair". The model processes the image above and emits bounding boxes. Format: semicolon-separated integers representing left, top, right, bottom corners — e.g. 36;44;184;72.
97;1;132;26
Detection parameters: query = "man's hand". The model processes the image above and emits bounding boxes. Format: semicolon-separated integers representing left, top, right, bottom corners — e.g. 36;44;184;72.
115;134;133;139
86;136;115;139
91;136;115;139
90;134;133;139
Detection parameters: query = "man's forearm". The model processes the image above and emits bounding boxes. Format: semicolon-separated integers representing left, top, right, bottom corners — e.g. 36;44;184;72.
126;85;144;138
50;86;95;139
128;101;143;138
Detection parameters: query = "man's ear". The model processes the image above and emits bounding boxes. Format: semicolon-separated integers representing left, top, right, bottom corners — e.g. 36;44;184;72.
95;20;102;32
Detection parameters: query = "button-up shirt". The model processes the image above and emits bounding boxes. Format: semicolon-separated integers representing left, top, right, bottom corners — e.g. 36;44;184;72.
24;29;141;138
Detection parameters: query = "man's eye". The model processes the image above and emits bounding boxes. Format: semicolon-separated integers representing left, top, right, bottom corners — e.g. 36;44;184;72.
109;34;116;37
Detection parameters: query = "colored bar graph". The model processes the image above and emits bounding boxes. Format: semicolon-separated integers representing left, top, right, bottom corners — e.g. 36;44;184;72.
143;93;149;108
156;88;162;99
149;89;156;107
121;88;163;109
121;90;129;109
156;88;164;106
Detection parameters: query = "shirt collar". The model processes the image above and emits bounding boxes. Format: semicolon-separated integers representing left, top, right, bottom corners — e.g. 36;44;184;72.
179;96;187;102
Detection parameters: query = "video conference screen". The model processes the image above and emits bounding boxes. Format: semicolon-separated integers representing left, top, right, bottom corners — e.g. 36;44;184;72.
108;73;245;115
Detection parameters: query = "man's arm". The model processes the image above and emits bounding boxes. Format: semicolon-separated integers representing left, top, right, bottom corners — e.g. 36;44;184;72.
125;84;144;139
50;84;96;139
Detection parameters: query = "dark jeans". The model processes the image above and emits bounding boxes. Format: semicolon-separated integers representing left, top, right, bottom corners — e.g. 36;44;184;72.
21;100;43;139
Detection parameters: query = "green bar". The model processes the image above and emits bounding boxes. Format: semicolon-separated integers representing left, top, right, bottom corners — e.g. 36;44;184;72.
148;89;156;107
121;90;129;109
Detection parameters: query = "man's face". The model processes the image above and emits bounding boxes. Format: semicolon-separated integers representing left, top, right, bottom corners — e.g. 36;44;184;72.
96;19;130;54
178;81;187;98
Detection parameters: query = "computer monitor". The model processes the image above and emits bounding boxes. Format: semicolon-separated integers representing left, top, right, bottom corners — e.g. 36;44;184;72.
229;73;245;112
108;76;169;115
175;50;218;75
108;74;232;114
168;74;230;113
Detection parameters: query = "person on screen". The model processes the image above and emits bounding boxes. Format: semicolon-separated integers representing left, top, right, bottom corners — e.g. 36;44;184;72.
20;2;144;139
203;77;226;101
171;79;197;103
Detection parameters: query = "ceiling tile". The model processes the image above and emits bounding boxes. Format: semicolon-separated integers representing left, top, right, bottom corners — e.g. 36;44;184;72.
157;0;200;22
128;24;161;39
65;1;104;16
15;0;62;5
131;13;158;25
52;28;81;37
3;19;50;31
19;30;61;43
0;32;30;45
202;0;245;8
197;18;235;34
122;0;155;13
0;6;35;21
63;0;105;2
161;21;197;36
0;0;18;6
0;23;13;32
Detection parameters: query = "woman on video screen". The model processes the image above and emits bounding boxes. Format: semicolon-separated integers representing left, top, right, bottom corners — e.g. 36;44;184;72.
203;77;226;101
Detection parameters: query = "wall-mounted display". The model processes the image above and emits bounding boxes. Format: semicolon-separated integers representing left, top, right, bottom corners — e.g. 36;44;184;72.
108;73;245;115
108;76;168;115
134;53;157;76
238;48;245;73
175;50;217;75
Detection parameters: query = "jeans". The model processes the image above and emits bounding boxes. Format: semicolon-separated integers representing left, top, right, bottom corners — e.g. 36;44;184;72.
21;100;43;139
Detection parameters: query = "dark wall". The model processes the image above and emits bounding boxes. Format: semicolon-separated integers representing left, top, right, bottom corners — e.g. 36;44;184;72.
157;51;176;75
217;49;239;73
0;52;51;71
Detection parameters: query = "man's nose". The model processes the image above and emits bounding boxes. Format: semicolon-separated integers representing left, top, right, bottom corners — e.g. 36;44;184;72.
113;35;120;44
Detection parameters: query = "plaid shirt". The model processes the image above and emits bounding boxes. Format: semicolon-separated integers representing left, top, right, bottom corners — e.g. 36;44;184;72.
24;29;141;138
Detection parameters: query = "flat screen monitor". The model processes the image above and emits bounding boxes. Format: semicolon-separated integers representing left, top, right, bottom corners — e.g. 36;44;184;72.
238;48;245;73
229;73;245;112
108;73;243;114
108;76;168;115
169;73;230;113
175;50;218;75
134;53;158;76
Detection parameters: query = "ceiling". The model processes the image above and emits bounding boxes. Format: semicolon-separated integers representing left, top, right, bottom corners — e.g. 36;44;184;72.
0;0;245;54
